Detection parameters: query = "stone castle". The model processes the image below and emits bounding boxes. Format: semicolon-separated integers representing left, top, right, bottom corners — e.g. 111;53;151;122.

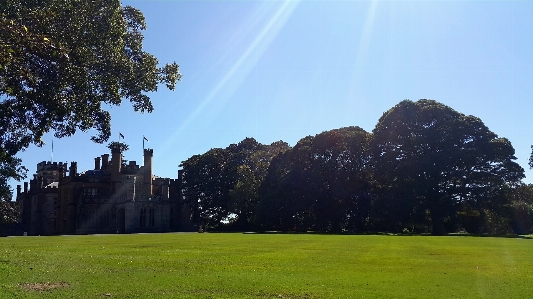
16;144;192;235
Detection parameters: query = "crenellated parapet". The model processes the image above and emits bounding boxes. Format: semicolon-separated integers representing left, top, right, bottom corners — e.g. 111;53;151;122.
37;161;68;172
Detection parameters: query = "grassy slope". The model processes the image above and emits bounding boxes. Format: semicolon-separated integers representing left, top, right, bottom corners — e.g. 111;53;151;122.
0;233;532;298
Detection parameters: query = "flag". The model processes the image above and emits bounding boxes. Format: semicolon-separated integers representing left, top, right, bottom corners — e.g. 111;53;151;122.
143;136;149;142
119;132;125;139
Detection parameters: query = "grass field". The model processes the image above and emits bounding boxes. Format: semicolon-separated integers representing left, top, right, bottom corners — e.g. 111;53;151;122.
1;233;532;298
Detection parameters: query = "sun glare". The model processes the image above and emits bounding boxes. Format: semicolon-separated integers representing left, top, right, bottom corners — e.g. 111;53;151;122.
159;1;300;157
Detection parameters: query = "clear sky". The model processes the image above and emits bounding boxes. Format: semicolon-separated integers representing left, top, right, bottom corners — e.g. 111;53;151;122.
12;0;533;192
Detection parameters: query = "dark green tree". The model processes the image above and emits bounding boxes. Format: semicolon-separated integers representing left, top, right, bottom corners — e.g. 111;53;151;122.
180;138;289;230
180;148;230;228
257;127;371;232
370;99;524;235
0;0;181;207
226;139;290;229
0;153;25;227
504;183;533;234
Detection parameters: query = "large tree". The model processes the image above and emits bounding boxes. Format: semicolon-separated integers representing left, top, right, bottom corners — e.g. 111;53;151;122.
180;138;289;229
0;0;181;205
370;99;524;235
257;127;371;232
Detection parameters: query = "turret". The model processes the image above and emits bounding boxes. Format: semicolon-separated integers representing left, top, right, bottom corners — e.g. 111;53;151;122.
143;149;153;196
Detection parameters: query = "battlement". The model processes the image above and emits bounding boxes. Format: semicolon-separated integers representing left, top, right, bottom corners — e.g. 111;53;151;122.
144;148;154;156
122;160;140;172
37;161;68;171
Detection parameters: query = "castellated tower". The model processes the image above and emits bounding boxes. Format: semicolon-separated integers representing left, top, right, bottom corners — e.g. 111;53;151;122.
143;149;153;196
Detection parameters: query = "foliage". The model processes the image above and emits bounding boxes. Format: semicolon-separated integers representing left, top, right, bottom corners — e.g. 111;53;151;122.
529;145;533;169
257;127;371;232
107;141;129;153
0;0;181;207
1;0;181;151
369;100;525;235
180;138;289;229
0;150;25;225
180;147;231;226
1;233;533;298
504;184;533;234
178;100;527;234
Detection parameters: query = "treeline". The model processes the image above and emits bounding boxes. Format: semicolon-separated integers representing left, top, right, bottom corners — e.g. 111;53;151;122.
180;100;533;235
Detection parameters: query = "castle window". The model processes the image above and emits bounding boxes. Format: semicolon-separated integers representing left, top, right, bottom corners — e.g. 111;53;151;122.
140;208;146;227
84;188;98;198
149;208;155;227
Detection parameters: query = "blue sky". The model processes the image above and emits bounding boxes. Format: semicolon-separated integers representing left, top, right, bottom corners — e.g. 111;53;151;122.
13;0;533;190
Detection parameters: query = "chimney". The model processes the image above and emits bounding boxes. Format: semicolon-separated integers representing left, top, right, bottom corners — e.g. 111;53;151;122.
24;182;28;193
111;144;122;182
94;157;101;170
143;149;153;196
69;162;77;177
101;154;109;170
17;185;21;196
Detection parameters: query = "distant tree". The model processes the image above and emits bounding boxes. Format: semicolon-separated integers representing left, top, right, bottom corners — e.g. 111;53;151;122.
370;100;524;235
0;0;181;205
180;138;289;229
226;139;290;229
0;152;25;227
504;184;533;234
257;127;371;232
180;148;230;228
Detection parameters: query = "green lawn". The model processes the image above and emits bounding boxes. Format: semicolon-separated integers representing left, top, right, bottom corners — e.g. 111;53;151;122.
1;233;532;298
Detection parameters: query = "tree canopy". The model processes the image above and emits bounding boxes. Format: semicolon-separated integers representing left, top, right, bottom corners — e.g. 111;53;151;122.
180;138;290;229
1;0;181;153
370;100;524;234
178;100;528;235
257;126;371;232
